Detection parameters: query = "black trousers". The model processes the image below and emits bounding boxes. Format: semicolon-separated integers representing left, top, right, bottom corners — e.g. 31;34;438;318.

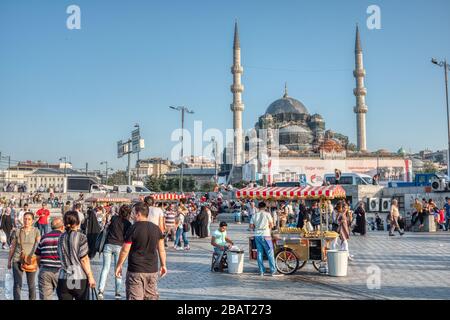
56;278;88;300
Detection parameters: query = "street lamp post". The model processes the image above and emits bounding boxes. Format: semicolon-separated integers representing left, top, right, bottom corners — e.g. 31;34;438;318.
59;157;67;193
100;161;109;184
212;137;218;184
169;106;194;192
134;123;140;181
431;58;450;176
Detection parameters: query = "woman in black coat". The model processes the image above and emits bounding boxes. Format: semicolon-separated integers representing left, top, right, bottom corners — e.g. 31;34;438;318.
196;206;209;238
352;202;367;235
85;207;102;258
0;207;14;248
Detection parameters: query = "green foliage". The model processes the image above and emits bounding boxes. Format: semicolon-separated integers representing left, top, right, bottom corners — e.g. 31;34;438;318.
144;175;197;192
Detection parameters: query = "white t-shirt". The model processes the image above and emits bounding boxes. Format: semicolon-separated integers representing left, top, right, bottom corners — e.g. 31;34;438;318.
250;210;273;237
148;206;164;226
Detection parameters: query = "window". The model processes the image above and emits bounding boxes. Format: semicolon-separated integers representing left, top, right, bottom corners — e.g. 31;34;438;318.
339;177;354;185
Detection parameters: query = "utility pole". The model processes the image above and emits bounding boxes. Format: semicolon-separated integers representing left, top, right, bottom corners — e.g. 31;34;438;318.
85;163;88;176
100;161;109;184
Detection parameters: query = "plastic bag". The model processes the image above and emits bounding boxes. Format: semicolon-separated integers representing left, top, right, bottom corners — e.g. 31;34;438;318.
4;271;13;300
0;230;6;244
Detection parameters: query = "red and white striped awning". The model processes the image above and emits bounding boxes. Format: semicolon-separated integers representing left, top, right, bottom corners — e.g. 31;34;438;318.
149;193;190;201
235;185;346;200
85;197;132;203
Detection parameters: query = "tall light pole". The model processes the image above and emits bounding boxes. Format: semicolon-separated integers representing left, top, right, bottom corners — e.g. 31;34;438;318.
431;58;450;176
100;161;109;184
134;123;140;181
211;137;218;184
59;157;67;193
169;106;194;192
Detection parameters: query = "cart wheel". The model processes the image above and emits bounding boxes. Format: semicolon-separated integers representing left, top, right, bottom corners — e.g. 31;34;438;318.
275;249;300;275
312;261;321;271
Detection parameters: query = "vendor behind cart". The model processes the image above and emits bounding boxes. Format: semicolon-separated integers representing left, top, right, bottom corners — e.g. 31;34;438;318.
211;222;233;271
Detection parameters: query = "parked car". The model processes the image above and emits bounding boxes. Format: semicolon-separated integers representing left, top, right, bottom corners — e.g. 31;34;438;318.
112;185;152;194
324;173;373;185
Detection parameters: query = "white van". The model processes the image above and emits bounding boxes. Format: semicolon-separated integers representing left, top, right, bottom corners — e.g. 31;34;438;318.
113;185;152;194
324;173;373;186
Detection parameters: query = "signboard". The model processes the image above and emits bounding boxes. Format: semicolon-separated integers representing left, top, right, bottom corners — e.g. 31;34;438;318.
117;141;124;158
132;129;141;154
269;158;409;187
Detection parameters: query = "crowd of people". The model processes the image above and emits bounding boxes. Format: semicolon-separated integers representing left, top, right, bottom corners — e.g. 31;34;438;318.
2;189;450;300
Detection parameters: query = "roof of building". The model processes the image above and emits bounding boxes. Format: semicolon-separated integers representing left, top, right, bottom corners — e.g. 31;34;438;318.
166;168;216;176
30;168;81;175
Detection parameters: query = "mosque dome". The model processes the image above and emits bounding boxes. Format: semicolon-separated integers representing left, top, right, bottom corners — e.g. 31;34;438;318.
265;85;309;116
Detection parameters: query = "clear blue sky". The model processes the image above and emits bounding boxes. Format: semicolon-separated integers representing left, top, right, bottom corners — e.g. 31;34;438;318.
1;0;449;172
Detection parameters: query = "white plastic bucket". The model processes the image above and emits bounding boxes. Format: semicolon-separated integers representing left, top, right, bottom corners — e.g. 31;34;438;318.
228;251;245;274
327;250;348;277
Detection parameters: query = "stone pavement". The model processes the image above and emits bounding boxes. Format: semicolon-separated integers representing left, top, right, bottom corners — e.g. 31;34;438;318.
1;223;450;300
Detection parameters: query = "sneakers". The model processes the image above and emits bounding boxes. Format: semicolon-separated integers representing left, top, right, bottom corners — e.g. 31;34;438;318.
271;272;284;277
399;232;405;236
389;233;395;237
259;272;264;277
98;291;104;300
115;293;121;300
348;255;354;261
176;246;184;251
184;246;190;251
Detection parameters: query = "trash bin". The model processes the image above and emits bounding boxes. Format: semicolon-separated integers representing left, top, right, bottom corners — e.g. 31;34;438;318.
326;250;348;277
228;250;245;274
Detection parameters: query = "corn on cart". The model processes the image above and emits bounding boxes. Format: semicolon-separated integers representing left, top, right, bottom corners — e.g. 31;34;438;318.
236;185;346;275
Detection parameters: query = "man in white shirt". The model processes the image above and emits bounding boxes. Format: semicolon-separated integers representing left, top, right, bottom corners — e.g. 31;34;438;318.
250;202;283;277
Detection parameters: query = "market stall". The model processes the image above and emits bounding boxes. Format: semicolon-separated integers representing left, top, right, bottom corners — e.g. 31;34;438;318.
236;185;346;275
134;192;196;203
84;197;132;205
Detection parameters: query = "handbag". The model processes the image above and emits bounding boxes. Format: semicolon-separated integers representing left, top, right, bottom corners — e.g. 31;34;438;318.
19;229;38;273
183;221;190;233
86;287;98;301
94;227;108;255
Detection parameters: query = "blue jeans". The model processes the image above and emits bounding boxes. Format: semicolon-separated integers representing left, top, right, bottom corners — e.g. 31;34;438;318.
98;244;122;294
234;212;241;222
38;223;49;236
174;227;189;247
254;236;276;274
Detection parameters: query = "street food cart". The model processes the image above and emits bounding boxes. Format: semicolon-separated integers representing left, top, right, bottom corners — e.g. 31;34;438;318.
236;185;346;275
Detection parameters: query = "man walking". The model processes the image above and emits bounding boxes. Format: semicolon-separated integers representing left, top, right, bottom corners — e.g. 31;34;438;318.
115;202;167;300
250;202;283;277
36;202;50;236
444;198;450;232
35;217;64;300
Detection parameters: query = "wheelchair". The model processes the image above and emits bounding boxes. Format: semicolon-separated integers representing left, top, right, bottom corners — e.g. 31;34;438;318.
211;250;228;272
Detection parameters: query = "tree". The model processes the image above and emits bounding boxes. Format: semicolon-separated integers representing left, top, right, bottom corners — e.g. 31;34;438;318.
418;162;439;174
145;175;163;192
107;170;128;185
199;181;215;192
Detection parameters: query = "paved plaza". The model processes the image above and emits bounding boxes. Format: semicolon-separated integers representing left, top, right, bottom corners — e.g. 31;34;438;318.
1;222;450;300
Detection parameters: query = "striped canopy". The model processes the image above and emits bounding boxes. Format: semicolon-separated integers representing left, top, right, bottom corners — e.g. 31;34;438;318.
148;193;194;201
235;185;346;200
85;197;132;203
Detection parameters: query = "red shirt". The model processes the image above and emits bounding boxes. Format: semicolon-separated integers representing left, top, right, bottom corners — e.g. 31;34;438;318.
36;208;50;225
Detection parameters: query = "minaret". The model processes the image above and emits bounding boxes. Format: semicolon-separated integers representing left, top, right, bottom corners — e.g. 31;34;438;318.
353;24;368;152
230;21;244;165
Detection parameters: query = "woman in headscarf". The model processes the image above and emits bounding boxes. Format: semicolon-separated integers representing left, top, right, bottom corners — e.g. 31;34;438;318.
196;205;209;238
1;206;14;249
85;207;102;259
352;202;367;236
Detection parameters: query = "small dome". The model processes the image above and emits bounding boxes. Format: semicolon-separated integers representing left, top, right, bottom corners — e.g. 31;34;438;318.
397;147;407;156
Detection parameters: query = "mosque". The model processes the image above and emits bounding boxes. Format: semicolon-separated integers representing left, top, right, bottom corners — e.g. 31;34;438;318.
225;22;408;186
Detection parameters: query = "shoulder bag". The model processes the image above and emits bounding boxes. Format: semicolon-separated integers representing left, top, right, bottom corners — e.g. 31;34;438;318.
19;229;38;273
